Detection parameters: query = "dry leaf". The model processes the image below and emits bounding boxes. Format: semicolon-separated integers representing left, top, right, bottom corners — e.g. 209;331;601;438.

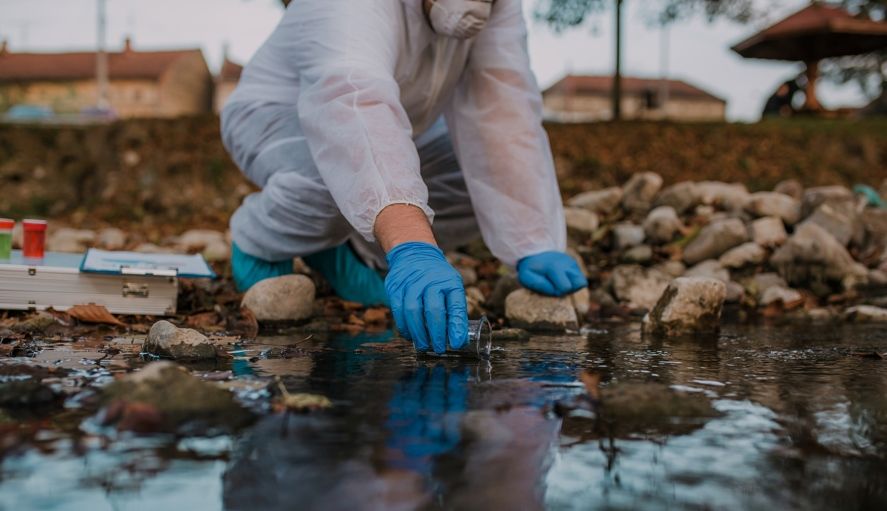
66;304;125;326
186;311;224;330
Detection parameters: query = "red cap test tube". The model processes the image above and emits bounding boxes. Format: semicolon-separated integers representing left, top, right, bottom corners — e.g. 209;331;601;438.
22;219;47;259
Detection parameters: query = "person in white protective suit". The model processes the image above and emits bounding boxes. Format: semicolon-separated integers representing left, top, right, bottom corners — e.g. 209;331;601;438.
222;0;587;354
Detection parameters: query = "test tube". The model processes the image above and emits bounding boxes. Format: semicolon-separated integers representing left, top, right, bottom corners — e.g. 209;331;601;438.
419;316;492;360
0;219;13;260
22;219;47;260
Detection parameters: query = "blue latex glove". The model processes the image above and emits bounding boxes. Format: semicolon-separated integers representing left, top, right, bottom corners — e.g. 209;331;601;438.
517;251;588;297
385;242;468;354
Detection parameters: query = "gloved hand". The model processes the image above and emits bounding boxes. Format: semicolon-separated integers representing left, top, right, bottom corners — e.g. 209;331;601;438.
517;251;588;297
385;242;468;354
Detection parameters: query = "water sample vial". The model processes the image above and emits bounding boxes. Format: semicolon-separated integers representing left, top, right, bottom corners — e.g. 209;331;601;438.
420;316;492;360
0;219;13;260
22;219;47;260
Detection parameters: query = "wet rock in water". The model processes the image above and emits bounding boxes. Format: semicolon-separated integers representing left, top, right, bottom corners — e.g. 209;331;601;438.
491;328;531;341
46;228;96;253
844;305;887;323
610;265;672;310
202;240;231;262
563;207;600;237
466;286;486;317
759;285;803;307
643;206;683;244
744;192;801;225
567;187;623;215
488;273;520;314
621;172;663;213
654;181;699;213
176;229;226;252
97;227;127;250
801;185;854;218
774;179;803;200
801;202;861;247
621;244;653;264
100;361;254;434
682;218;748;265
770;223;868;290
143;320;218;360
684;259;729;283
643;277;726;337
0;365;67;408
612;222;646;250
571;287;591;317
719;242;766;269
600;382;720;430
695;181;750;211
505;289;578;332
241;274;316;322
10;311;59;335
751;216;787;248
655;260;686;278
744;272;789;300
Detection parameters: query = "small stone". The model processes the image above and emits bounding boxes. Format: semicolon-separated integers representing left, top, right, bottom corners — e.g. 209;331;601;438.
643;206;683;244
682;218;748;265
11;312;59;335
622;244;653;264
844;305;887;323
241;274;316;321
744;192;801;225
655;181;699;213
643;277;726;337
801;185;854;218
774;179;803;200
751;217;787;248
566;248;588;277
571;287;591;317
466;286;485;317
611;265;672;311
202;239;231;262
685;260;729;283
46;228;96;253
655;260;686;278
563;207;600;236
590;288;617;308
621;172;663;213
725;281;745;303
567;187;623;215
695;181;750;211
177;229;226;252
612;222;646;250
505;289;578;332
770;223;868;290
144;320;217;360
807;307;837;322
97;227;127;250
458;266;479;286
801;202;860;247
760;286;803;307
745;272;788;300
719;242;766;269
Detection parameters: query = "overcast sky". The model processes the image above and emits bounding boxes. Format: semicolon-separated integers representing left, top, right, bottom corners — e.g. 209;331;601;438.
0;0;871;121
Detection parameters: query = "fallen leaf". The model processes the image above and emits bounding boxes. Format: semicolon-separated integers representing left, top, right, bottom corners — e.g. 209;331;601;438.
186;311;224;331
65;304;125;327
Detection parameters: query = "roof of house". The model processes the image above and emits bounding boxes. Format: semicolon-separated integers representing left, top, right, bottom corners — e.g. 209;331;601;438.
0;43;205;83
543;74;726;103
218;57;243;82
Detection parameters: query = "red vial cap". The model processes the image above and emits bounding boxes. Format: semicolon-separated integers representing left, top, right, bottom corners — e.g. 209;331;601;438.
0;218;14;230
22;219;48;232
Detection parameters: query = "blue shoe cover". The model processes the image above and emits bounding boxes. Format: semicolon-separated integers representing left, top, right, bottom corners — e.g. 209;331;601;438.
303;243;389;306
231;242;294;292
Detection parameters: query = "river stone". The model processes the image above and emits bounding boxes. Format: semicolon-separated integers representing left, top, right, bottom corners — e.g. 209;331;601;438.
802;185;854;218
770;223;868;290
760;285;803;307
682;218;748;265
466;286;485;318
725;281;745;303
47;228;96;253
643;206;683;243
774;179;803;200
744;192;801;225
719;242;766;269
101;361;254;434
612;222;646;249
744;272;788;300
801;202;860;247
654;181;698;213
566;247;589;277
655;260;686;278
862;209;887;253
571;287;591;317
622;244;653;264
97;227;127;250
621;172;663;213
505;289;578;331
563;207;600;236
202;239;231;262
144;320;217;360
241;274;316;321
751;217;787;248
695;181;750;211
177;229;226;252
685;259;729;283
844;305;887;323
611;265;672;310
567;187;623;215
643;277;726;337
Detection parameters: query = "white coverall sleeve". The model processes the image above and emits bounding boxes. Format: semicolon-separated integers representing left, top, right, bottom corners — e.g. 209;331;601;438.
444;0;566;267
290;1;433;242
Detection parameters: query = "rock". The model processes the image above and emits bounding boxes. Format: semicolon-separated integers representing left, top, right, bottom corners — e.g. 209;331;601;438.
612;222;646;250
144;320;218;360
682;218;748;265
600;382;720;425
571;287;591;317
505;289;578;331
643;277;726;337
97;227;127;250
655;181;699;213
566;248;588;277
643;206;683;243
744;192;801;225
0;365;66;408
684;260;729;283
46;228;96;253
770;223;868;290
488;273;520;314
774;179;803;200
241;274;316;322
590;288;617;308
801;185;854;218
563;207;599;236
844;305;887;323
760;286;803;307
806;307;837;322
491;328;531;342
622;244;653;264
11;311;59;335
719;242;766;269
177;229;226;252
621;172;663;213
745;272;788;300
457;266;479;286
610;265;672;310
655;260;686;278
100;361;254;434
861;209;887;254
695;181;750;211
466;286;485;317
801;202;861;247
202;239;231;262
725;281;745;303
567;187;623;215
751;217;787;248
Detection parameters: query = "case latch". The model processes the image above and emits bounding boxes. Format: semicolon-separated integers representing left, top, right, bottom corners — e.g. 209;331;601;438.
122;282;150;298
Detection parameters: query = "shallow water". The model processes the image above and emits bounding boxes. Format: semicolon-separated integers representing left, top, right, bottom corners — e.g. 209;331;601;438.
1;323;887;510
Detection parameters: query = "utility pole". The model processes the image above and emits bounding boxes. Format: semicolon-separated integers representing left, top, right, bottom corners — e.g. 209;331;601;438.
96;0;109;109
612;0;623;121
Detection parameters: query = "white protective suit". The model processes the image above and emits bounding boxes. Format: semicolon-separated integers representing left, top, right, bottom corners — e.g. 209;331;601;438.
222;0;566;268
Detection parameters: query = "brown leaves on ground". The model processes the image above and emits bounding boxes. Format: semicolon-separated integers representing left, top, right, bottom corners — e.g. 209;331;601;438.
66;304;125;327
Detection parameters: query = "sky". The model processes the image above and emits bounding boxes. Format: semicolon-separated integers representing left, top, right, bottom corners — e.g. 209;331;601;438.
0;0;872;121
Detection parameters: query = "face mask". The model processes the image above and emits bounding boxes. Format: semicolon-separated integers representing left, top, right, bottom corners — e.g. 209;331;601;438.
428;0;493;39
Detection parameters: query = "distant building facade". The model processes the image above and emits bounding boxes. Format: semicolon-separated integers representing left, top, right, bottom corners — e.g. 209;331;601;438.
214;57;243;113
0;38;212;117
542;74;727;122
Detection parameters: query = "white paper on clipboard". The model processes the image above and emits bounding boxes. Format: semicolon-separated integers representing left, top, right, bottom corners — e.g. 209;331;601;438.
80;249;216;278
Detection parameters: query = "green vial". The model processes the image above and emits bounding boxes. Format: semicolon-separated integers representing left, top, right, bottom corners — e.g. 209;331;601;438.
0;219;13;260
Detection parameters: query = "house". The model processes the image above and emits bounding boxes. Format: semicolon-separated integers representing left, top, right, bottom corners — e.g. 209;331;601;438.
214;57;243;113
0;38;213;118
542;74;727;122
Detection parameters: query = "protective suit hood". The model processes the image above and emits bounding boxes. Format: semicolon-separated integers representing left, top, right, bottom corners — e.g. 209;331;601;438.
427;0;493;39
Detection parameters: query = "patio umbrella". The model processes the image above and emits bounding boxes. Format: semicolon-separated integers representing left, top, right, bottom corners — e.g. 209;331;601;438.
731;3;887;111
